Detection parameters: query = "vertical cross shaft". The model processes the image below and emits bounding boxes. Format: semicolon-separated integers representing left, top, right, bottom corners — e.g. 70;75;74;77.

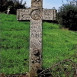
29;0;43;77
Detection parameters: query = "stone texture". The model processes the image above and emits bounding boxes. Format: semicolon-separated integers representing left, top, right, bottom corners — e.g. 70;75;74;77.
43;9;57;20
17;0;57;77
17;9;31;20
17;9;57;21
30;20;42;77
29;0;43;76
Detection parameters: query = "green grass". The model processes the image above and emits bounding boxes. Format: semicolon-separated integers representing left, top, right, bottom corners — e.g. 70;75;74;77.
0;13;77;74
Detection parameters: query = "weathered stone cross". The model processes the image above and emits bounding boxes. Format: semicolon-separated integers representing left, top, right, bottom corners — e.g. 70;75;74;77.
17;0;56;77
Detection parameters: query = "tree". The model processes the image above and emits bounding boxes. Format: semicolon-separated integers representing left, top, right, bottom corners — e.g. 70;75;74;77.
57;4;77;31
10;0;26;14
0;0;26;14
0;0;8;12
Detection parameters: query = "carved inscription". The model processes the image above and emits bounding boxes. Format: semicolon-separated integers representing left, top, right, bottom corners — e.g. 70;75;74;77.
17;9;31;20
31;32;42;38
31;9;42;20
43;9;56;20
17;9;57;20
31;0;42;8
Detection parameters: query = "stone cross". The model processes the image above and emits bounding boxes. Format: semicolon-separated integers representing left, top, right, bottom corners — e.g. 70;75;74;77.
7;8;10;14
17;0;56;77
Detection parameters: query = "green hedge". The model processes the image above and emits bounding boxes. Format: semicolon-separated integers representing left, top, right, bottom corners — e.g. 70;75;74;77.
57;4;77;31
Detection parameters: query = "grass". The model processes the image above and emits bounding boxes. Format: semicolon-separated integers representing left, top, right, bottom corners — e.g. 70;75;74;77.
0;13;77;74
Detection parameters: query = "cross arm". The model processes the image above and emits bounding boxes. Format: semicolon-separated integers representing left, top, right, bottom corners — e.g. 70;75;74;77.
17;9;31;20
43;9;57;21
17;9;57;21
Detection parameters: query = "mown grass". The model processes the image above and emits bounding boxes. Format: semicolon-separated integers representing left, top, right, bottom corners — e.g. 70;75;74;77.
0;13;77;74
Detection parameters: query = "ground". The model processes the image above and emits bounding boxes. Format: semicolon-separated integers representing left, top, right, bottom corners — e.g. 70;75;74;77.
0;13;77;74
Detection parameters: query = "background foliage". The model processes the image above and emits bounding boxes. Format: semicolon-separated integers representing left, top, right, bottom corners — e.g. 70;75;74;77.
57;4;77;31
0;0;26;14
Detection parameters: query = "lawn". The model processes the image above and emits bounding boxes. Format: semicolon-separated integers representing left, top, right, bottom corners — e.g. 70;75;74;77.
0;13;77;74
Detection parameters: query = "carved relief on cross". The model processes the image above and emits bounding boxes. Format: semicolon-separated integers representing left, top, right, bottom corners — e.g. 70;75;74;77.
17;9;56;21
17;0;56;77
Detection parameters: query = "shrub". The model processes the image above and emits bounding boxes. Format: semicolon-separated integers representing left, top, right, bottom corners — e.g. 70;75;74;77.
10;0;26;14
0;0;8;12
0;0;26;14
57;4;77;31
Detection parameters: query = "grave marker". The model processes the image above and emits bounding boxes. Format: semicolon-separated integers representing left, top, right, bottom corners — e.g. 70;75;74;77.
7;7;10;14
17;0;56;77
